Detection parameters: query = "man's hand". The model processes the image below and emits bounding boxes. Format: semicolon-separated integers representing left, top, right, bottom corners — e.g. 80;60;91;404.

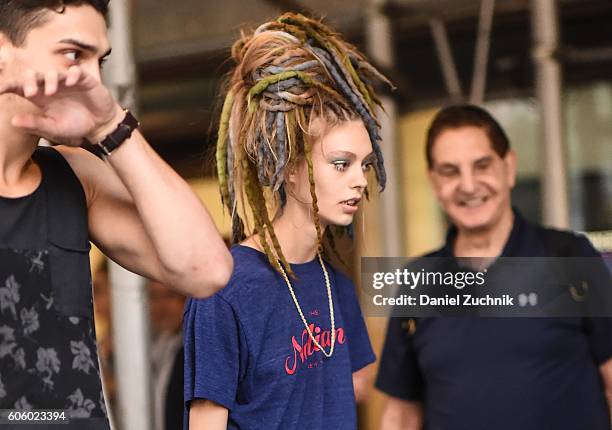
0;65;121;145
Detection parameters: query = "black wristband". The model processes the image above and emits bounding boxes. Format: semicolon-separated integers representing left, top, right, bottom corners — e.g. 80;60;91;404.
96;109;139;157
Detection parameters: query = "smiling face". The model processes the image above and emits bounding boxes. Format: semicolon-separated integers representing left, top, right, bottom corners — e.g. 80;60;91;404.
428;126;516;233
287;119;375;228
0;5;109;113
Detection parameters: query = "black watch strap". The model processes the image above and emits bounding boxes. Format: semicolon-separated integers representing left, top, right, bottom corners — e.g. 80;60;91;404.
96;110;140;157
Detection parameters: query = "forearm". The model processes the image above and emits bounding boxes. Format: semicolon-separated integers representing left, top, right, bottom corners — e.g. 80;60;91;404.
102;126;232;297
380;398;423;430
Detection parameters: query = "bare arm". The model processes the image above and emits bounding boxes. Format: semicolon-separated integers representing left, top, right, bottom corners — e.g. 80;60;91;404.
353;364;373;403
57;130;232;297
380;396;423;430
2;66;232;297
600;358;612;424
189;399;228;430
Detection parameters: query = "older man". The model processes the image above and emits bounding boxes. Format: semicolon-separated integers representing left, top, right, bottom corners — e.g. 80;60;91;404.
376;105;612;429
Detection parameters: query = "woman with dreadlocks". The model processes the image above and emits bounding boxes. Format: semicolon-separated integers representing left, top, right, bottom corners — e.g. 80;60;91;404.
183;13;391;429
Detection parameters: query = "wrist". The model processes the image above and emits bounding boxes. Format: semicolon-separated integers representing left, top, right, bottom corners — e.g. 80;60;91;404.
87;105;125;143
91;109;140;157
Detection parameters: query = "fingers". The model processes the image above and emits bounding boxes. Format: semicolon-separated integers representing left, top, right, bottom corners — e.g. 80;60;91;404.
23;69;41;97
0;66;95;99
44;70;59;96
65;65;82;87
12;112;85;146
11;113;57;136
0;80;20;96
65;65;98;90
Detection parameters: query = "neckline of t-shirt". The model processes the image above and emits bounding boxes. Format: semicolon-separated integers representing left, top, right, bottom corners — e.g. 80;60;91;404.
0;160;45;202
233;244;323;270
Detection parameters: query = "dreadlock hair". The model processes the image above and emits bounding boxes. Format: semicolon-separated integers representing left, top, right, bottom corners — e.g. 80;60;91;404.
216;13;391;276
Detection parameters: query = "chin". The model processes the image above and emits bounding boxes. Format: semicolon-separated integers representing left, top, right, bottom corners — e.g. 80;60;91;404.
322;214;354;228
449;206;497;232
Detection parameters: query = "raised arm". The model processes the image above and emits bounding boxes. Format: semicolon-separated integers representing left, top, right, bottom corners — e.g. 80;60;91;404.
1;66;232;297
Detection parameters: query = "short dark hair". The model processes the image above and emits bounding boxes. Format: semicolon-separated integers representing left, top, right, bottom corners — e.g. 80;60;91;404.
0;0;109;46
425;104;511;169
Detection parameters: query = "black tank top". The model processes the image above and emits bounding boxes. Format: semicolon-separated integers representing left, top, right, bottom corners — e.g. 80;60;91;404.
0;147;110;429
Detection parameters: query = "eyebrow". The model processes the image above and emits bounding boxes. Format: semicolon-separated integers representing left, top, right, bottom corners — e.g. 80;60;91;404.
58;38;112;58
473;155;493;164
327;150;376;162
436;162;459;170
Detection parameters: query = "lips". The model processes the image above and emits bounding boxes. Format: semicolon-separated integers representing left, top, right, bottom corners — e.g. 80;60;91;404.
340;197;361;207
458;196;488;208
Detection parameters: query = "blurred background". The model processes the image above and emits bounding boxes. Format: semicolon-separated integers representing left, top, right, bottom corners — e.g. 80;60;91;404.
90;0;612;428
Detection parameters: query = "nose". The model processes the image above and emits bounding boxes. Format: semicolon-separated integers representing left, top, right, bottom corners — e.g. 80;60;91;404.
352;165;368;191
85;61;103;84
458;169;476;194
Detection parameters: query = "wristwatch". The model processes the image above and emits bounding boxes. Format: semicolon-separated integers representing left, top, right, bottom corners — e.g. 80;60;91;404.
96;109;140;157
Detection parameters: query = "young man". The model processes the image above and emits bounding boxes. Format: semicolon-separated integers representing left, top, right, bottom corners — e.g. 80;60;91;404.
0;1;232;427
375;105;612;429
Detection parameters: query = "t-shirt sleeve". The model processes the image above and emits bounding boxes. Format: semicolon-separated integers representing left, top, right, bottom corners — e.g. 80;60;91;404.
183;295;245;411
570;235;612;365
335;272;376;373
584;318;612;365
375;317;424;401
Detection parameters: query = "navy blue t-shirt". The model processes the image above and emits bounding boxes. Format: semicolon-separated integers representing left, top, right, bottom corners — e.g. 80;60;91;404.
183;245;375;429
376;212;612;430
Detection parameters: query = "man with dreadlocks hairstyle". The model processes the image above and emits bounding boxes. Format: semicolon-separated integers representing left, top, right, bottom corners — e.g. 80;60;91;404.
183;13;392;430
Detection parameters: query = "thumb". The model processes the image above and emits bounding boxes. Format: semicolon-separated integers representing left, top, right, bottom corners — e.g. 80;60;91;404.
12;113;57;137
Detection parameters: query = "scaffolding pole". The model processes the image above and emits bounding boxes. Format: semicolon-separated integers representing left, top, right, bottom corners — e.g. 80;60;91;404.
103;1;153;429
366;0;403;257
531;0;570;228
469;0;495;104
429;17;464;102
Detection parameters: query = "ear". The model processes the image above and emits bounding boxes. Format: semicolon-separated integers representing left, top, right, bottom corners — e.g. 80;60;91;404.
503;149;517;189
286;158;306;186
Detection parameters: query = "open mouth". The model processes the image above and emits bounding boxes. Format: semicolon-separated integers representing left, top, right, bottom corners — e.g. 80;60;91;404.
458;196;488;208
341;198;360;207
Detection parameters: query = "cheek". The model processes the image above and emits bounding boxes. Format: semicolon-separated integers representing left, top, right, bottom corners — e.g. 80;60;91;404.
436;181;456;202
16;49;56;71
478;175;505;193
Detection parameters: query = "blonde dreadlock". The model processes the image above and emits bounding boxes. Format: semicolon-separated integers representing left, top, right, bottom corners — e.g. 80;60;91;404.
216;13;392;275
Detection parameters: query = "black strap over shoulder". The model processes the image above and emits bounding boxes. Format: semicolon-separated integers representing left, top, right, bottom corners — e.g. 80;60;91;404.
33;146;90;251
34;146;93;317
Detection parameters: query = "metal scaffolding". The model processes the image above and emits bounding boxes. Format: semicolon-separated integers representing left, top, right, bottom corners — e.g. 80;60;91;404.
531;0;570;228
366;0;404;258
103;1;153;429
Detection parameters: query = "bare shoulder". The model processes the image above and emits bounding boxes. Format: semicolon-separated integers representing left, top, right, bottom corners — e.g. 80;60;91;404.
53;146;109;204
54;145;104;173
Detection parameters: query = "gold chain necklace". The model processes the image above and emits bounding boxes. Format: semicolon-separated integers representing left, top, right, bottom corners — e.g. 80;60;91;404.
277;252;336;358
